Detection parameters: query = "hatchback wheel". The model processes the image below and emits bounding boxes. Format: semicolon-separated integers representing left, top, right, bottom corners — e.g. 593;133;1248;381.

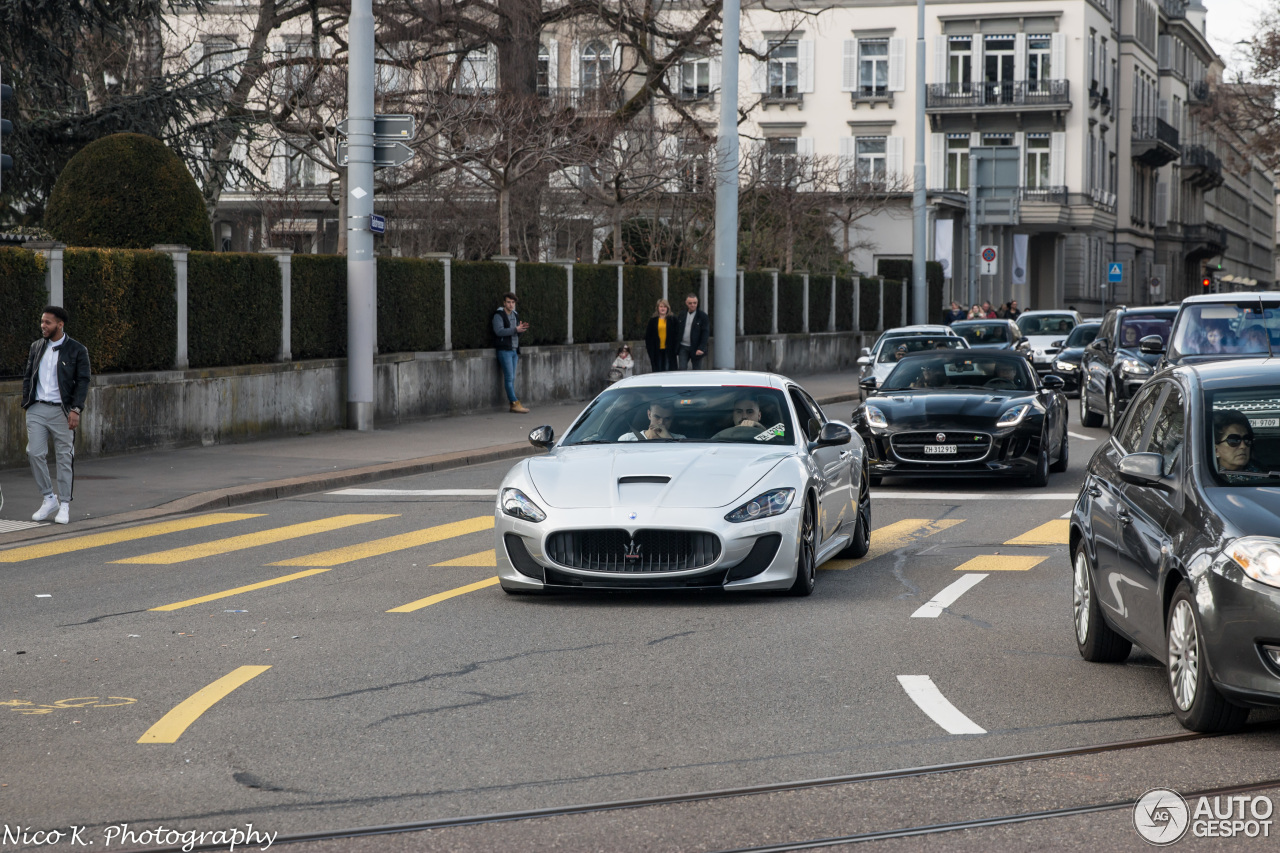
1080;380;1103;428
1074;548;1131;662
787;499;817;596
1167;583;1247;732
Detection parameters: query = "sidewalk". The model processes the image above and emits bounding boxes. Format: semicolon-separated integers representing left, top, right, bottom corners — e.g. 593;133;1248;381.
0;371;860;545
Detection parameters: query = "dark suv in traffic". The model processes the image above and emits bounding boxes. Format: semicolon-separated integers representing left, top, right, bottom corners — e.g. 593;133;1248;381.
1079;305;1178;429
1160;292;1280;368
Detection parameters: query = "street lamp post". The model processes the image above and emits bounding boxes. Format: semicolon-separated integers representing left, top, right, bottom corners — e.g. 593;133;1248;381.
713;0;740;369
911;0;928;323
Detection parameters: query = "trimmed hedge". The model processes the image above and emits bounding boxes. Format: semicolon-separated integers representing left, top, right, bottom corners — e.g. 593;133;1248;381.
292;255;346;359
516;262;567;346
876;259;947;324
883;278;906;329
836;277;854;331
857;277;881;331
187;252;281;368
378;258;445;353
808;274;833;333
622;266;664;341
573;264;619;344
667;267;703;303
0;248;49;376
778;274;805;334
63;248;176;372
451;261;510;350
742;271;772;336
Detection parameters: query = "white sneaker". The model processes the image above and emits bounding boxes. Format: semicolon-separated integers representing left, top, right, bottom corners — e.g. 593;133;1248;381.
32;495;59;522
54;503;70;525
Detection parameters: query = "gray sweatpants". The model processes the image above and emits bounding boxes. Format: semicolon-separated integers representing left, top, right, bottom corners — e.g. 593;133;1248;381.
26;402;75;502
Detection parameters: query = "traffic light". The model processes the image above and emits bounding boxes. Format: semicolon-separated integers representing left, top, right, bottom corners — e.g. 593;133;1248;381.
1201;275;1212;289
0;67;12;190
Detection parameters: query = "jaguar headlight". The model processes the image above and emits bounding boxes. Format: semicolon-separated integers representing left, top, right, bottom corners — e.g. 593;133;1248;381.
865;405;888;428
1120;358;1153;376
1054;360;1078;372
725;488;795;523
501;488;546;523
996;404;1031;427
1226;537;1280;588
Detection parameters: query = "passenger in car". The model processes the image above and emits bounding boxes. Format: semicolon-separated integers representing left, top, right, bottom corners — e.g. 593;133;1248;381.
619;400;686;441
1213;410;1264;474
1234;325;1269;354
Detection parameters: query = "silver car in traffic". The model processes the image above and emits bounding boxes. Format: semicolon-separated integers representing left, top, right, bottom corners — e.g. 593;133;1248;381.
495;372;871;595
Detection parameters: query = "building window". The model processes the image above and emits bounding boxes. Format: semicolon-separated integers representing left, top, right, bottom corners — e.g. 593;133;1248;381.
202;36;238;92
983;34;1016;101
946;134;969;190
537;44;551;94
1026;134;1051;188
286;145;315;190
680;55;711;100
458;45;492;93
858;39;889;97
768;40;800;99
855;136;887;183
948;36;972;89
1027;35;1052;90
582;41;612;89
766;136;799;183
679;140;710;192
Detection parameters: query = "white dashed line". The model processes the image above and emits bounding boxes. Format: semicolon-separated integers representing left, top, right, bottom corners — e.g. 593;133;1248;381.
1068;432;1097;441
327;489;499;497
872;492;1077;500
911;574;988;618
897;675;986;735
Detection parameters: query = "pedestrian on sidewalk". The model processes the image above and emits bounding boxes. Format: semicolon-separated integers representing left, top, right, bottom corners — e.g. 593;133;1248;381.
21;305;91;525
493;292;530;413
674;293;709;370
608;345;634;383
644;299;677;372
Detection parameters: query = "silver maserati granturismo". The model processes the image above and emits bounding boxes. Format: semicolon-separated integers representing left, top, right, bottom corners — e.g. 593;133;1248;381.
495;371;871;595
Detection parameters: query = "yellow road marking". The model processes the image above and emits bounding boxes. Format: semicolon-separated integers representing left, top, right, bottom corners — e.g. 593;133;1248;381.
113;514;397;564
433;549;497;567
271;516;494;567
388;577;501;613
822;518;965;571
137;666;271;744
1004;519;1070;546
0;514;264;563
149;570;329;611
955;555;1046;572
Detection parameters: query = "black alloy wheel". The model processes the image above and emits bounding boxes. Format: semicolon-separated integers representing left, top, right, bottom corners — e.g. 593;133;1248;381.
840;469;872;559
1050;427;1070;473
787;498;818;596
1029;441;1050;487
1106;383;1120;431
1166;583;1248;732
1080;378;1103;428
1073;547;1131;662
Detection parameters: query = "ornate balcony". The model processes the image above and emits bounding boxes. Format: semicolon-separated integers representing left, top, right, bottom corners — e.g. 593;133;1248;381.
1160;0;1187;19
1188;80;1211;104
1181;144;1225;189
926;80;1070;111
1131;116;1180;167
1183;223;1229;255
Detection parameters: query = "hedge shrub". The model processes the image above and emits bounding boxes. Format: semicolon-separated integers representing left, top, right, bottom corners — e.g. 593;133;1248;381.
876;259;946;324
742;271;772;336
667;267;703;304
291;255;346;359
622;266;664;341
778;274;805;334
808;274;833;333
857;277;882;331
883;278;906;329
63;248;176;372
187;252;281;368
0;249;50;375
573;264;619;343
46;133;213;251
516;262;567;346
451;261;510;350
378;258;445;353
836;277;854;331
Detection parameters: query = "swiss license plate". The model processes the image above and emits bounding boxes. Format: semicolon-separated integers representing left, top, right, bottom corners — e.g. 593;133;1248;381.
924;444;958;455
1250;418;1280;428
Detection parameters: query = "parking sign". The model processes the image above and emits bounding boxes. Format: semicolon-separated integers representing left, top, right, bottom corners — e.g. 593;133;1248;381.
980;246;998;275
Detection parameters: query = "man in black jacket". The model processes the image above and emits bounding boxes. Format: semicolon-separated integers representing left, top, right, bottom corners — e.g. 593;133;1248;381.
21;306;91;525
674;293;710;370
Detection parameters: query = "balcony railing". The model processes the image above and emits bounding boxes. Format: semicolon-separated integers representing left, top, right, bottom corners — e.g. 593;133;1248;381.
1183;223;1229;251
1133;116;1180;148
1182;144;1222;173
926;80;1070;109
1160;0;1187;19
1021;186;1068;205
1188;80;1210;104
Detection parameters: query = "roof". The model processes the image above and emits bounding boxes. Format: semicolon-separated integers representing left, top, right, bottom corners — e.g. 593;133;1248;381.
1114;305;1179;316
610;370;788;390
1017;309;1080;317
1179;359;1280;391
1179;292;1280;304
883;325;956;334
950;318;1014;325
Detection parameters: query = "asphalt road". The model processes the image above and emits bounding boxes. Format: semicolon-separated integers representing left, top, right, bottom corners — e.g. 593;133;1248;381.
4;399;1279;852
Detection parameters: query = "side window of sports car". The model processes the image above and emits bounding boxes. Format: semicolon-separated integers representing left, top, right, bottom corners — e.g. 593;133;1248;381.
1115;383;1163;454
1146;384;1185;478
788;388;822;440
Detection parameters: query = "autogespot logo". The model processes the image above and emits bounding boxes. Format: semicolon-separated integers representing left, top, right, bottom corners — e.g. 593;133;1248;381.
1134;788;1190;845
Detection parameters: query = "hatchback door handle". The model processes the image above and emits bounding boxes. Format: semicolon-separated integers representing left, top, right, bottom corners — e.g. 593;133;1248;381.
1117;509;1132;525
1086;485;1102;498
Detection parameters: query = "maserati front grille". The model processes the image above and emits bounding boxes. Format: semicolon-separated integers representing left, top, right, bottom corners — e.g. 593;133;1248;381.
546;529;722;573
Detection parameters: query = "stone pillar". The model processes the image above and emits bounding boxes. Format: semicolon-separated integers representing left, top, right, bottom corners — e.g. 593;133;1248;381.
737;269;745;336
852;276;861;332
877;277;886;332
901;279;909;327
263;248;293;361
602;259;624;342
491;254;517;292
763;268;779;335
552;259;575;344
650;261;669;303
699;268;709;313
800;271;810;334
153;244;190;370
828;274;837;332
423;252;452;350
29;242;66;307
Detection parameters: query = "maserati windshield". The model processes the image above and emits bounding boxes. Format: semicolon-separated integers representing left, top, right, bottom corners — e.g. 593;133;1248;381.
561;386;797;445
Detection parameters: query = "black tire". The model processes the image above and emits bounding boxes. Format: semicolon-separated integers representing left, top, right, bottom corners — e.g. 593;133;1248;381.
1073;547;1131;662
1029;442;1050;487
1106;383;1120;431
839;472;872;558
1166;583;1248;733
787;499;817;596
1050;428;1069;473
1080;380;1103;428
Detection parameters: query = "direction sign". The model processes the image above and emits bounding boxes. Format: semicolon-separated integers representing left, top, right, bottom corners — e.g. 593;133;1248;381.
1108;262;1124;283
336;140;414;169
336;114;415;140
980;245;998;275
369;214;385;235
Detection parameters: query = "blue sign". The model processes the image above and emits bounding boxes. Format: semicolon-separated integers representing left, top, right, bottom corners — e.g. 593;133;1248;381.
1108;262;1123;283
369;214;386;235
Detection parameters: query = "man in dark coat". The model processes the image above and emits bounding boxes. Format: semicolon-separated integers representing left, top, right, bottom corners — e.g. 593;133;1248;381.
674;293;710;370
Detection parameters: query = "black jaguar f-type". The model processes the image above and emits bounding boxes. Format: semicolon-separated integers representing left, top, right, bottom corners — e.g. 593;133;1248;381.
852;350;1069;486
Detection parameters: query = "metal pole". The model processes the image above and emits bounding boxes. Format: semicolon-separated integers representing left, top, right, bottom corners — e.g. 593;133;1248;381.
968;153;977;308
713;0;740;369
345;0;375;431
911;0;928;323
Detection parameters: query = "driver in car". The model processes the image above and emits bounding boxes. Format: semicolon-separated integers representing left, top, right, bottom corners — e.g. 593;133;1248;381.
619;400;686;441
711;394;770;439
1214;410;1265;474
909;363;947;389
986;361;1022;388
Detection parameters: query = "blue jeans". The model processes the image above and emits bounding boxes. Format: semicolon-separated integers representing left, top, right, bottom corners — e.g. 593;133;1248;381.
497;349;518;402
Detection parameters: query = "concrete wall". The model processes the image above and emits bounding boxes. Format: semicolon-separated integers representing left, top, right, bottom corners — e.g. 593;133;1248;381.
0;331;870;467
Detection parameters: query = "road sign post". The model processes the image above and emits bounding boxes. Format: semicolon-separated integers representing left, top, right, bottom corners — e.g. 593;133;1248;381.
980;245;998;276
1108;263;1123;284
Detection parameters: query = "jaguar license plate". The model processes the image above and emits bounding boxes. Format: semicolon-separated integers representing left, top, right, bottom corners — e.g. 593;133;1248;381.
924;444;958;455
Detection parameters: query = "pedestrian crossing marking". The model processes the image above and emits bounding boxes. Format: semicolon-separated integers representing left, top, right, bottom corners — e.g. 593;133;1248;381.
822;518;965;571
1004;519;1070;546
387;577;501;613
433;549;497;567
112;515;397;565
954;555;1046;572
150;570;330;611
0;513;265;563
270;516;494;567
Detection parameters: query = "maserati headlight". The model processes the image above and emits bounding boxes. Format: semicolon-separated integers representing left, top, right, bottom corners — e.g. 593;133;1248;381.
1120;358;1153;376
1054;360;1078;372
996;404;1031;427
501;488;546;523
725;488;795;523
1226;537;1280;588
865;405;888;428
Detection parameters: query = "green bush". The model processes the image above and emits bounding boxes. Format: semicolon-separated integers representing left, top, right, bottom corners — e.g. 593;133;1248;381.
516;263;567;346
378;258;445;353
858;277;882;331
743;271;772;336
667;267;703;305
883;278;906;329
46;133;213;251
622;266;664;341
778;274;805;334
808;274;833;333
875;259;946;324
836;277;854;331
573;264;619;344
121;251;178;370
0;249;49;375
187;253;280;367
291;255;346;359
451;261;511;350
63;248;176;372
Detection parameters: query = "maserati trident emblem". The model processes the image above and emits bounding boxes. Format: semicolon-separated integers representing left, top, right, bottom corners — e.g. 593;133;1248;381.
936;432;947;443
623;540;642;561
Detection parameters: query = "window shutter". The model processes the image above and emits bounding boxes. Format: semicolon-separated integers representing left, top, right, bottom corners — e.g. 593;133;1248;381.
842;40;857;92
485;44;497;87
269;150;285;189
972;37;984;82
1155;182;1169;227
667;60;680;95
798;40;815;93
796;137;815;157
934;36;948;83
1158;98;1170;124
1050;34;1065;80
888;37;906;91
838;136;856;181
709;54;721;92
1050;132;1066;186
611;39;621;74
1014;34;1027;82
571;41;581;88
886;136;904;177
751;40;767;94
548;40;559;88
931;133;945;187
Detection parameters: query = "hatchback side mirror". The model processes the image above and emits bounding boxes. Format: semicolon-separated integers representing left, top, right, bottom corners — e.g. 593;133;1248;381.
860;347;872;357
1118;452;1166;487
1042;374;1065;390
1052;339;1066;348
528;425;555;449
1139;335;1165;355
815;422;852;448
